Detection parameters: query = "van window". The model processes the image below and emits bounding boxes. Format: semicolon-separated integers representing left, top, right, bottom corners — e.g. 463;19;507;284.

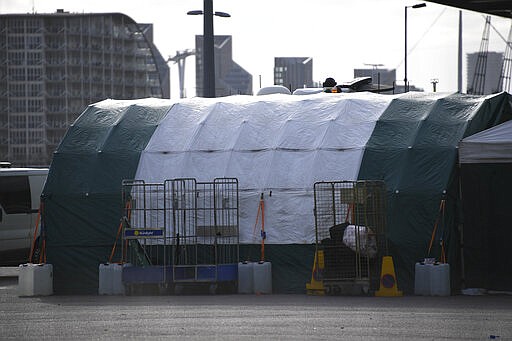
0;176;31;214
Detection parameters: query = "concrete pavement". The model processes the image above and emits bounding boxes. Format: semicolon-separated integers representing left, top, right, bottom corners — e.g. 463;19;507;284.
1;276;511;340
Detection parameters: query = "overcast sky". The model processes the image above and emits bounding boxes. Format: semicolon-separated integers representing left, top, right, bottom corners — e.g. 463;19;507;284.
2;0;511;98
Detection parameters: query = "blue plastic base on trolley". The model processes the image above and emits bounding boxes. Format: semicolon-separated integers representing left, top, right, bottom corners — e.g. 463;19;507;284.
122;264;238;295
217;264;238;281
174;264;238;282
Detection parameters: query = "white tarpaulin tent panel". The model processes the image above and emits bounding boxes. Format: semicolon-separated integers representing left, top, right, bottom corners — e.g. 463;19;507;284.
135;93;394;243
459;119;512;163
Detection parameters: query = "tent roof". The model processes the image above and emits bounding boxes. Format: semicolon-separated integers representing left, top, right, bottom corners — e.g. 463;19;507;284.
459;119;512;163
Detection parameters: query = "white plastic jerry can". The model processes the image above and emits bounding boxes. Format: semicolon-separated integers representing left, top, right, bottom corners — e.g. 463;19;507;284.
18;263;53;297
99;263;125;295
238;261;254;294
253;261;272;294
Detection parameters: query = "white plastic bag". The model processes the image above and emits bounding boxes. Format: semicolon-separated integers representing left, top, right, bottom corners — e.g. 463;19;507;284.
342;225;377;258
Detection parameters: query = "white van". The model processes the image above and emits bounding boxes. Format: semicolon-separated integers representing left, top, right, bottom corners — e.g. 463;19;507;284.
0;164;48;265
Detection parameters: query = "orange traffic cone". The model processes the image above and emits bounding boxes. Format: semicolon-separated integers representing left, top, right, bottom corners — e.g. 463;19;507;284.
375;256;403;297
306;250;325;295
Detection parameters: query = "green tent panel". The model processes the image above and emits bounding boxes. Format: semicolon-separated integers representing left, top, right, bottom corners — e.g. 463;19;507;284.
43;99;172;294
358;92;512;293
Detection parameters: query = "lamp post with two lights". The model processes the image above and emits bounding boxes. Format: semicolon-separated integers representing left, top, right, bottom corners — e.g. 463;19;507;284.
404;3;426;92
188;0;230;98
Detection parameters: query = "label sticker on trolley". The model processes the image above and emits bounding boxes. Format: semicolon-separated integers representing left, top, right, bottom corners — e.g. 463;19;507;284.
124;228;164;239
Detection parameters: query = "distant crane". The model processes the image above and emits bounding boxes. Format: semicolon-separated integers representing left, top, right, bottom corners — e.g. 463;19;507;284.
468;16;491;95
168;49;195;98
497;22;512;93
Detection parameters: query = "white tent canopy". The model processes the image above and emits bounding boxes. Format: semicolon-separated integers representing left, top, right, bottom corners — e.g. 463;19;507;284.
459;120;512;164
135;93;394;244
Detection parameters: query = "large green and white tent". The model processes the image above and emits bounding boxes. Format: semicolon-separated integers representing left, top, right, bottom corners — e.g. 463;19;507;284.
42;92;512;294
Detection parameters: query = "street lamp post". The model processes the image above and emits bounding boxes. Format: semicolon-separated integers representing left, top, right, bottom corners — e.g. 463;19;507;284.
404;3;426;92
431;78;439;92
188;0;230;98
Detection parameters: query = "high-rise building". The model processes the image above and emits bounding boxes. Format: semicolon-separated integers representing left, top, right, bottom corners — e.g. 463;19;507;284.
467;51;503;95
195;35;252;97
0;11;170;166
354;67;396;88
353;67;424;93
274;57;313;93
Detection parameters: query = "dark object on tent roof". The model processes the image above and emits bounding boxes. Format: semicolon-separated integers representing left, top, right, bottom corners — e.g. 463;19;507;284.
323;77;337;88
338;77;394;93
323;77;394;94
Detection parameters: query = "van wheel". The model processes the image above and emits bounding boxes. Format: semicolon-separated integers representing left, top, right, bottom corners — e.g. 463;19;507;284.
31;237;41;263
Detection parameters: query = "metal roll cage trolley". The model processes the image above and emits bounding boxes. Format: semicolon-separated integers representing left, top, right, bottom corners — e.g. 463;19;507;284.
313;180;387;295
120;178;239;295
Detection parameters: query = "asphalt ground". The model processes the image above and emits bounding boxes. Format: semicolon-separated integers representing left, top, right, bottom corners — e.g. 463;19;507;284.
1;274;511;341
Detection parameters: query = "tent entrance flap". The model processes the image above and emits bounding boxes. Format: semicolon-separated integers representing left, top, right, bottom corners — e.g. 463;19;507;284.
459;120;512;291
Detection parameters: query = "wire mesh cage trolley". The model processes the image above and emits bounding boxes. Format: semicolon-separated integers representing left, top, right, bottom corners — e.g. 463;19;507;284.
121;178;239;294
167;178;239;293
313;180;387;295
120;180;171;294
